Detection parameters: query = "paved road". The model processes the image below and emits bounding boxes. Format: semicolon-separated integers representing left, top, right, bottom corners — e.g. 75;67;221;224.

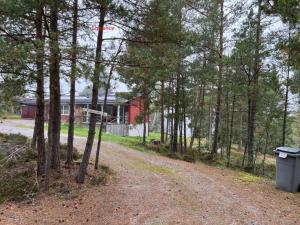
0;120;300;225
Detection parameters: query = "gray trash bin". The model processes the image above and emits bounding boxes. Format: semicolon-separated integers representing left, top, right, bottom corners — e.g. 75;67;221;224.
274;147;300;193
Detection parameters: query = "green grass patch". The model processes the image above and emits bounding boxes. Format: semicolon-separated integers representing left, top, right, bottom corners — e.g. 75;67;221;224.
134;161;173;175
2;114;21;120
15;124;32;129
56;124;163;154
238;172;261;183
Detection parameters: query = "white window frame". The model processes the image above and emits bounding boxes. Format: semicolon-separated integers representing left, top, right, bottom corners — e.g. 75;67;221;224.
61;104;70;115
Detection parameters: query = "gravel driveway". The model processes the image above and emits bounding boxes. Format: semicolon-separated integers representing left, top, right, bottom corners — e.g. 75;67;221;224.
0;120;300;225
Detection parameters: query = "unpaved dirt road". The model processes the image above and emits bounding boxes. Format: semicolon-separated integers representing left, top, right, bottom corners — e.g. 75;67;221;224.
0;120;300;225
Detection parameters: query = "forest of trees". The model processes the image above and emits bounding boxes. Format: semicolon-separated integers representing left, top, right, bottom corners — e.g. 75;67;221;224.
0;0;299;188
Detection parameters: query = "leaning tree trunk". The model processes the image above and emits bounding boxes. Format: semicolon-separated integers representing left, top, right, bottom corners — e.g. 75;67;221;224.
34;5;45;176
76;5;106;183
45;0;61;191
94;71;111;169
66;0;78;165
94;42;122;169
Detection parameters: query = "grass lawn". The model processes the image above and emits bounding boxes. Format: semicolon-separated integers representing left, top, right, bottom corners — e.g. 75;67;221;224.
48;123;161;153
2;114;21;120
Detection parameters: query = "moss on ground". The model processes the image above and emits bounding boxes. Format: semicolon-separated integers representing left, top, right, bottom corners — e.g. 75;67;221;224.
134;161;173;176
238;172;261;184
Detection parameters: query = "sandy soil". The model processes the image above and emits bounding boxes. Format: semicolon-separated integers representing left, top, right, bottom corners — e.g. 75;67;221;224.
0;120;300;225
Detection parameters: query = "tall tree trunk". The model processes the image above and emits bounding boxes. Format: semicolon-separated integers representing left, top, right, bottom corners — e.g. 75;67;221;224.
66;0;78;165
181;75;187;153
207;97;212;147
142;95;149;146
183;106;187;153
45;0;61;191
166;105;169;142
189;85;201;149
238;112;243;151
179;114;183;154
160;80;165;143
225;90;230;152
282;25;291;146
35;5;45;176
172;71;180;152
226;94;236;167
198;84;205;150
169;79;174;151
76;5;106;183
211;0;224;157
49;0;61;171
246;0;262;170
31;124;37;149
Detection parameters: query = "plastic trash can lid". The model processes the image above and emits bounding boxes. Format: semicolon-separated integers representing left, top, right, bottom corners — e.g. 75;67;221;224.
274;147;300;156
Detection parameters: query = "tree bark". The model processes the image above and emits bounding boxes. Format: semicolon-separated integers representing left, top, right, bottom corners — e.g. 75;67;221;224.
198;84;205;150
66;0;78;165
45;0;61;191
246;0;262;170
226;94;236;167
282;24;291;146
35;5;45;176
169;79;174;152
142;94;149;145
31;124;37;149
166;105;169;142
211;0;224;158
76;5;106;183
160;80;165;144
207;97;212;147
172;71;180;152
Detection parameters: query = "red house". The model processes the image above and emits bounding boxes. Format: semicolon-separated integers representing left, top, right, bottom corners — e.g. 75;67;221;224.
20;93;148;136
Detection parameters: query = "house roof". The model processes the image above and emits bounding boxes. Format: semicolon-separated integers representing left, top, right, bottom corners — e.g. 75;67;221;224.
19;93;127;106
